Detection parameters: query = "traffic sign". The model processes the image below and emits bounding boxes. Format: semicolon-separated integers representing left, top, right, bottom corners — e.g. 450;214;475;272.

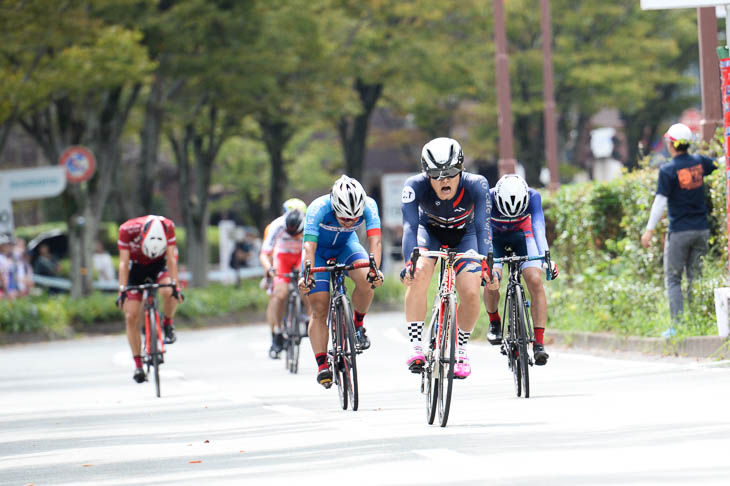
59;146;96;183
0;166;67;201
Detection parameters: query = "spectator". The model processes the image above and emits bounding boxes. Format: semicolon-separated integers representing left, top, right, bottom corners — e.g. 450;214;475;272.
93;240;116;282
641;123;718;336
33;243;59;277
0;234;11;298
12;238;33;296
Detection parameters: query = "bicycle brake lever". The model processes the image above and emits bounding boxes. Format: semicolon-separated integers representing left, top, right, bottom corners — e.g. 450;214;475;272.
409;248;419;279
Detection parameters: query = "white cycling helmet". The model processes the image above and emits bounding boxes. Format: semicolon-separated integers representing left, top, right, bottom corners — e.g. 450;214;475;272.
494;174;529;218
421;137;464;180
141;215;168;259
331;175;366;219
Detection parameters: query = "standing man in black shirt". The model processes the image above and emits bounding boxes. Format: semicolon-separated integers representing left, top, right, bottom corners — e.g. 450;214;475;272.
641;123;718;334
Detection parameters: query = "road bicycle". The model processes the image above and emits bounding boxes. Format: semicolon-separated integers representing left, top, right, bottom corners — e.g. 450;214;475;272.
124;281;175;398
495;250;551;398
279;268;308;374
303;254;378;411
409;247;492;427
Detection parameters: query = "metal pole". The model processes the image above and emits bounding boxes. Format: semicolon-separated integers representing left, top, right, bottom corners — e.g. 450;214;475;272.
698;7;722;142
493;0;516;176
540;0;559;191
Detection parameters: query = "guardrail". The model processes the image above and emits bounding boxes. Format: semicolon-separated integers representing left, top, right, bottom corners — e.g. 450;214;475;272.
32;267;265;291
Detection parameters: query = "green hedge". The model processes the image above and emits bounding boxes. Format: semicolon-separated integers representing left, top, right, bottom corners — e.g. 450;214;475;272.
542;150;727;338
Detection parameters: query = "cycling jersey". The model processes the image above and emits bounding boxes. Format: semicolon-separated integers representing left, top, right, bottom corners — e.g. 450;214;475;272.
304;194;381;248
490;188;547;269
303;194;381;293
401;172;492;268
261;215;303;256
118;216;176;266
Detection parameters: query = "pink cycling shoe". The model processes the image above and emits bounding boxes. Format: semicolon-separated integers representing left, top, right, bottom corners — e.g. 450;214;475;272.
454;352;471;379
406;345;425;373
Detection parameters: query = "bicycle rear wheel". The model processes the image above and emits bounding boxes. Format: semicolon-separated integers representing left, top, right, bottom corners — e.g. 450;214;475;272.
437;293;457;427
148;308;161;398
284;296;296;373
514;288;530;398
338;297;359;411
424;306;439;425
290;296;302;374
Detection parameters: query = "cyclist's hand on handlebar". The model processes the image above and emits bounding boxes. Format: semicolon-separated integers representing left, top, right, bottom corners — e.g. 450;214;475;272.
367;268;384;288
543;261;559;280
266;267;276;279
298;276;314;292
116;290;127;309
400;262;414;286
486;272;500;290
171;283;185;303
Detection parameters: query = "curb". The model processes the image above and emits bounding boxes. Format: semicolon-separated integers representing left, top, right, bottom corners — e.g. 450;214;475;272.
547;329;730;360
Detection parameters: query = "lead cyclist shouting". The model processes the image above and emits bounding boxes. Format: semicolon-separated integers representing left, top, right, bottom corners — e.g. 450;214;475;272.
401;137;499;379
484;174;558;365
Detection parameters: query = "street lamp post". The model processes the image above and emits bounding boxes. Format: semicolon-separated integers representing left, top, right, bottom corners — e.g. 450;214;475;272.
493;0;516;176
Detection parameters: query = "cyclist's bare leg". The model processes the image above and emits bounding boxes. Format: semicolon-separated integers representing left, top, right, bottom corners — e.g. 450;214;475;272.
523;267;546;328
123;299;143;357
483;268;503;312
454;269;481;332
404;257;436;321
271;282;288;329
158;276;177;319
307;291;330;355
349;264;373;314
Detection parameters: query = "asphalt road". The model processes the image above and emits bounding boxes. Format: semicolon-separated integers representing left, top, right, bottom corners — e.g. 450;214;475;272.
2;311;730;486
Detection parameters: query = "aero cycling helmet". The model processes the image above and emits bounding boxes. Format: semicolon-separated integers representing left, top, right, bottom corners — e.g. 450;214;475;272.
331;175;366;219
282;198;306;215
285;209;304;236
141;215;168;259
421;137;464;180
494;174;529;218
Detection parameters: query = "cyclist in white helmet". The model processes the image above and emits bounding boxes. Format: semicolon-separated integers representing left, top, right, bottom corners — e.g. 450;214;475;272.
485;174;558;365
116;215;184;384
298;175;384;388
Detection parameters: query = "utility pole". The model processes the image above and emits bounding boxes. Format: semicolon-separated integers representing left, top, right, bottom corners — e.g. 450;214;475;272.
493;0;516;176
540;0;560;191
698;7;722;142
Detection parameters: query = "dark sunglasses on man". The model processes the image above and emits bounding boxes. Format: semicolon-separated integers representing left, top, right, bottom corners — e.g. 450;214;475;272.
426;165;462;180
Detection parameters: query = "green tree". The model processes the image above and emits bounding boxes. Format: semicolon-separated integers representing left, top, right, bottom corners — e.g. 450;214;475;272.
3;1;153;297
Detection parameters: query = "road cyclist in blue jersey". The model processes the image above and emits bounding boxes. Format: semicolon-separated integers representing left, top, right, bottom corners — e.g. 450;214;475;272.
483;174;558;365
298;176;384;388
400;137;499;379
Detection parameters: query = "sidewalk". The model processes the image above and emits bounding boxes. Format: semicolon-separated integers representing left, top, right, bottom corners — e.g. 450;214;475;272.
547;329;730;360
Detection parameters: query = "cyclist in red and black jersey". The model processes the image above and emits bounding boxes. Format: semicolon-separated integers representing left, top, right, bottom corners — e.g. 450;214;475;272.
116;215;184;383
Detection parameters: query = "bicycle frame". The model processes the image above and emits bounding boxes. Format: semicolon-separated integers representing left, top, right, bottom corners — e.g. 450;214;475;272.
143;288;164;357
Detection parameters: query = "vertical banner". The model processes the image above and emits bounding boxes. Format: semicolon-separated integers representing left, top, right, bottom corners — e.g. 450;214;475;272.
720;52;730;280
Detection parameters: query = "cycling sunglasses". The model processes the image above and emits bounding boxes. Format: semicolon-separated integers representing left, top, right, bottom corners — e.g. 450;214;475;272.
426;166;462;180
338;216;359;223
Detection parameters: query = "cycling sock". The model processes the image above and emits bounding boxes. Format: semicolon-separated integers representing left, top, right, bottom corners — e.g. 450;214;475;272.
408;321;424;343
535;327;545;345
487;310;500;323
315;352;328;371
353;311;366;328
458;328;471;347
163;317;172;328
133;355;143;368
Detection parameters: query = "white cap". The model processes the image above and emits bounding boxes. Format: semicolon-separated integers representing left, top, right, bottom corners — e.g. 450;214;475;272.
664;123;692;144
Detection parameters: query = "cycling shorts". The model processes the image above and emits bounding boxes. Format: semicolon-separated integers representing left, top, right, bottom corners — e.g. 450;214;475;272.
274;251;302;286
307;235;368;295
127;258;169;301
417;224;481;276
492;230;541;271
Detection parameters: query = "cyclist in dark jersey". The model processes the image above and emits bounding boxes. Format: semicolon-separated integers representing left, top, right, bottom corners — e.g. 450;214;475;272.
401;137;499;379
484;174;558;365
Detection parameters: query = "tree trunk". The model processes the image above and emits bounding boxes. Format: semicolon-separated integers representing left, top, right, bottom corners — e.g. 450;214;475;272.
258;116;293;221
138;76;165;214
20;84;140;297
337;78;383;181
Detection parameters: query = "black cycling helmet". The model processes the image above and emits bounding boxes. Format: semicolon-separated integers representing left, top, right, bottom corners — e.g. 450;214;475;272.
285;209;304;236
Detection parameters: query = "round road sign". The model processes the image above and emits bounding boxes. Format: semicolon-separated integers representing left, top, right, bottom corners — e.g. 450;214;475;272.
59;146;96;183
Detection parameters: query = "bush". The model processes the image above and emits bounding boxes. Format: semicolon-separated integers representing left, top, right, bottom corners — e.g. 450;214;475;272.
543;144;727;337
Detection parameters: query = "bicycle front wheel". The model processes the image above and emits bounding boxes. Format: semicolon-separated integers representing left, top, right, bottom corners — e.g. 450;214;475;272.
437;293;457;427
149;309;161;398
424;305;439;425
514;288;530;398
290;295;302;374
338;297;359;411
505;291;522;397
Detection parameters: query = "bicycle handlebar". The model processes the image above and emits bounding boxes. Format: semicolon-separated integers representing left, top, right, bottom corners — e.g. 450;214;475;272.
123;282;176;292
494;249;552;281
302;253;378;290
408;248;495;284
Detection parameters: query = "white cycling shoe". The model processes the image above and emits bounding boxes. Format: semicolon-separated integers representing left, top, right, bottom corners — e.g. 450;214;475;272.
454;348;471;379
